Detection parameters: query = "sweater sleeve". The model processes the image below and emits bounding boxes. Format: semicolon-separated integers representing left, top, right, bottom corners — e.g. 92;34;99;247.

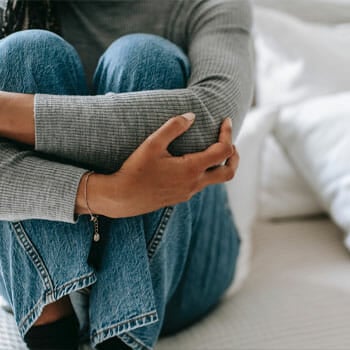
34;0;254;174
0;138;88;223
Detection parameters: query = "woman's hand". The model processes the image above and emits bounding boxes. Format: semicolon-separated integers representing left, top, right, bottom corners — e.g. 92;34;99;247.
76;113;239;218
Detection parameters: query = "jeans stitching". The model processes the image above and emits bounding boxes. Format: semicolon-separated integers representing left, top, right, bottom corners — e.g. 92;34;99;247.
147;206;174;261
10;221;54;292
18;294;45;330
92;310;158;338
18;272;97;335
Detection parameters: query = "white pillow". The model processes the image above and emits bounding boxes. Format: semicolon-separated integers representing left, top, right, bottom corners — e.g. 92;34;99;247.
258;135;323;219
253;0;350;24
254;7;350;107
275;92;350;250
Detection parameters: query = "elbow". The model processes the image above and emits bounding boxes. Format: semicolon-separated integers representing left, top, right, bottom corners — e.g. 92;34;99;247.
190;78;254;143
167;84;252;157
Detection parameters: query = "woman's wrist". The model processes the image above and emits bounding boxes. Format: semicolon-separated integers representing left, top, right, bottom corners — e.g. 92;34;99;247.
0;92;12;134
0;91;35;145
75;171;118;217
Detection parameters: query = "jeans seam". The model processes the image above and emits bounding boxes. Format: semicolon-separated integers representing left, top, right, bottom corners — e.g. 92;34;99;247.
18;294;45;331
18;271;97;336
147;206;174;261
10;221;54;292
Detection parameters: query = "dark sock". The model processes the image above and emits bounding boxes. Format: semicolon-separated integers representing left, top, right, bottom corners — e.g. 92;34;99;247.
24;313;80;350
96;336;132;350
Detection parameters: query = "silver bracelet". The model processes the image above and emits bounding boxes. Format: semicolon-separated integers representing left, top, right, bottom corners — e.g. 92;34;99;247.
84;170;96;221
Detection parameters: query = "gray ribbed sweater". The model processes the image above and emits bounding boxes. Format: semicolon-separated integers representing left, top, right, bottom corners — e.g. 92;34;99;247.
0;0;254;224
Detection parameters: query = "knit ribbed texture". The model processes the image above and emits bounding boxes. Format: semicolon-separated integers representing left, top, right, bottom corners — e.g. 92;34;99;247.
0;0;254;224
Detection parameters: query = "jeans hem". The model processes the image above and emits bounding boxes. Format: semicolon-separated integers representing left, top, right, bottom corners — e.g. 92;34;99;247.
120;332;153;350
18;272;97;338
91;311;158;347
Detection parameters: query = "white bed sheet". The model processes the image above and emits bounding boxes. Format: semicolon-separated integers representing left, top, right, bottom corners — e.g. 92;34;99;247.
157;217;350;350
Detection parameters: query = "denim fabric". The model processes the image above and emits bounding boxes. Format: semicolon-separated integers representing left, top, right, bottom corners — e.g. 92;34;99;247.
0;30;241;350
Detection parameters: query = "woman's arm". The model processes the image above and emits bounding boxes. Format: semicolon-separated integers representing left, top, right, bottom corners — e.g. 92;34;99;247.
30;0;253;173
0;108;237;223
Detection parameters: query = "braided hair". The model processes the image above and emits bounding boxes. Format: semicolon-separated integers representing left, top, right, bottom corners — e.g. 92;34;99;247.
0;0;60;38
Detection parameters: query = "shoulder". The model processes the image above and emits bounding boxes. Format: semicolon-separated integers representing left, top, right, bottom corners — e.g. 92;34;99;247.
181;0;253;33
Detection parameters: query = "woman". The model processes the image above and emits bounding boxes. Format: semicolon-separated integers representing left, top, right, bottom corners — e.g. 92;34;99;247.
0;0;254;349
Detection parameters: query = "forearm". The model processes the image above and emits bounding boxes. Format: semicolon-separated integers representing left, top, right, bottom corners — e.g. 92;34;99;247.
0;91;35;145
34;89;221;173
33;79;250;174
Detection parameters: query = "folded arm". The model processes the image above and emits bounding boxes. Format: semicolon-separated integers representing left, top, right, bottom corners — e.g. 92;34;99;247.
34;0;254;173
0;113;239;223
0;0;254;223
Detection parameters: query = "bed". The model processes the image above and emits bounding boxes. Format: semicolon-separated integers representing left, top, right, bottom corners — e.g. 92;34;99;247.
1;0;350;349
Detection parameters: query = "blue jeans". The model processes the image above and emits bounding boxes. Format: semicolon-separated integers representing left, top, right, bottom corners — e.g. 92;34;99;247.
0;30;241;350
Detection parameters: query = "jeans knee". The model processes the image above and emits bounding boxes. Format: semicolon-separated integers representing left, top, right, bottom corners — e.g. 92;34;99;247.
0;30;74;62
0;30;86;94
94;33;191;93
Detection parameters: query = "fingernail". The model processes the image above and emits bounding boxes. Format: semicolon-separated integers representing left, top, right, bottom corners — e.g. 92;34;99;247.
182;112;196;122
226;117;232;128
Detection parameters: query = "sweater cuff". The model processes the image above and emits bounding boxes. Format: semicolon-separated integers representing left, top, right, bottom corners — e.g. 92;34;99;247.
0;153;89;224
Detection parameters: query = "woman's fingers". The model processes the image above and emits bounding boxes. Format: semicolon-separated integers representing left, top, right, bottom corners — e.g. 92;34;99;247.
176;118;234;171
144;115;233;170
142;114;237;181
219;117;233;145
193;117;232;170
226;145;239;167
190;142;233;171
145;113;195;152
201;146;239;187
106;115;240;218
